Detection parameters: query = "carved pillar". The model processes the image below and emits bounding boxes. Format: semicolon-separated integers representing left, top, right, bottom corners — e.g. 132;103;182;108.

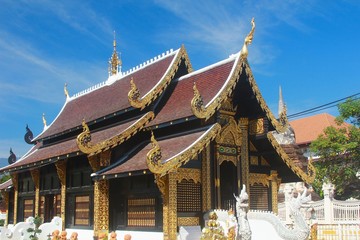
10;173;18;224
269;170;280;214
239;118;250;193
92;151;110;237
201;144;211;212
215;144;221;209
2;191;9;226
94;179;109;235
168;172;177;240
155;174;168;239
30;169;40;216
55;160;67;230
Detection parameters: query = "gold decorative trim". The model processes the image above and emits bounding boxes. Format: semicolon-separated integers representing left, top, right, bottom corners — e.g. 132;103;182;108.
88;155;100;172
240;18;255;59
94;179;109;235
269;171;280;214
175;168;201;184
30;169;40;216
77;111;155;156
249;173;269;187
267;132;315;183
244;63;287;133
239;118;250;191
202;144;211;212
55;160;66;230
128;45;192;109
147;123;221;176
216;117;242;166
168;173;177;240
249;118;265;135
191;55;244;121
10;173;18;224
177;217;199;226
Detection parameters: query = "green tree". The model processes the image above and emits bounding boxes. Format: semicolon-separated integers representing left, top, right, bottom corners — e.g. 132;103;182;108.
310;97;360;200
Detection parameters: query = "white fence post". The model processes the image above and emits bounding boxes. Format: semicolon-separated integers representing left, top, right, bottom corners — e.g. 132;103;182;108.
322;182;335;224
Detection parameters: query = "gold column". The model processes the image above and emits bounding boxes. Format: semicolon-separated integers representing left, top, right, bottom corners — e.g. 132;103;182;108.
30;169;40;216
92;151;110;237
55;160;67;230
10;173;18;224
239;118;250;192
215;144;221;209
94;179;109;235
155;175;168;240
2;191;9;226
201;144;211;212
168;172;177;240
269;170;280;214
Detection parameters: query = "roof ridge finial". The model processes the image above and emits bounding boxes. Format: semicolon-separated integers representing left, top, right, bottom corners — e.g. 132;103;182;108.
108;31;122;76
278;86;289;126
64;83;69;99
42;113;47;128
240;17;255;59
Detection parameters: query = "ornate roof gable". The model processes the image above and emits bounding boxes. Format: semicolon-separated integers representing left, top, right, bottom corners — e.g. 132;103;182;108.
128;45;192;109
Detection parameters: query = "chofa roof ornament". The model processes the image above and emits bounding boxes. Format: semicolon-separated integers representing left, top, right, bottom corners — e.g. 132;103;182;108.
240;18;255;59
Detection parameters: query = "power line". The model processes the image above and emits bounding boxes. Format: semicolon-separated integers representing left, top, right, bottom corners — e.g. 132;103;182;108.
287;93;360;119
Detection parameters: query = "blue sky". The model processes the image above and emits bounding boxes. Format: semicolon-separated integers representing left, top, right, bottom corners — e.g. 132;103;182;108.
0;0;360;158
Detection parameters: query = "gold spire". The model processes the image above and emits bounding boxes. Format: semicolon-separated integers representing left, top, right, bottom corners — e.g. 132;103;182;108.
42;113;47;128
240;18;255;59
64;83;69;99
108;31;122;76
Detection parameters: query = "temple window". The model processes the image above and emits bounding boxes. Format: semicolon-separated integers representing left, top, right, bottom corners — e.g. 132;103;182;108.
177;180;201;212
127;198;156;227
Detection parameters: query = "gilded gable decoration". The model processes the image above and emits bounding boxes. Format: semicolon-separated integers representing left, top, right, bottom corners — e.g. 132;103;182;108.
64;83;69;99
267;132;315;184
147;123;221;177
175;168;201;184
191;56;245;121
249;118;265;135
244;63;288;133
77;111;155;156
249;173;269;187
128;45;192;109
216;117;242;166
240;18;255;59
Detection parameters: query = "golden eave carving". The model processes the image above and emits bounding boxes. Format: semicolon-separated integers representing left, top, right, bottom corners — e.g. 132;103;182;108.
147;123;221;177
267;132;315;184
244;62;288;133
77;111;155;156
175;168;201;184
128;45;193;109
191;56;245;121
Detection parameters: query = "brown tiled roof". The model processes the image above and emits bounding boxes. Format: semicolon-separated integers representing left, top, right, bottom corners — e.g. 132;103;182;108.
151;58;236;125
0;118;141;172
101;130;206;176
0;179;12;191
290;113;351;145
36;51;178;140
281;144;307;170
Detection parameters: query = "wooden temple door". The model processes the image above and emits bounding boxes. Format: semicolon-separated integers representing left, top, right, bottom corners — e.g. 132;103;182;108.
219;161;238;210
40;194;61;222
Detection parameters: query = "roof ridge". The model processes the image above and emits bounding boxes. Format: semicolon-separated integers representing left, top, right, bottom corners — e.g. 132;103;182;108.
71;48;176;99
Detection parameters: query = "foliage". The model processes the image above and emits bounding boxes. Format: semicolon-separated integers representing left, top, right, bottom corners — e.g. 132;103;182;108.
27;216;43;240
0;219;4;226
310;97;360;200
0;173;10;184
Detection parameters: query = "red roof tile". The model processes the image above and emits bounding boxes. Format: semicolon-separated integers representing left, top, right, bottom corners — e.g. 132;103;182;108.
290;113;351;145
101;130;207;175
1;117;141;172
152;58;236;125
36;52;178;140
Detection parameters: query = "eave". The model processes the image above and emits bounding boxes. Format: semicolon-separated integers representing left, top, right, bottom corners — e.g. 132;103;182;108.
77;111;155;156
128;45;193;109
267;132;315;184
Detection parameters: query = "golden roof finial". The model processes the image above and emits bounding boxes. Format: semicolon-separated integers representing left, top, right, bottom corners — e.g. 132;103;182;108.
42;113;47;128
64;83;69;99
108;31;122;76
240;18;255;59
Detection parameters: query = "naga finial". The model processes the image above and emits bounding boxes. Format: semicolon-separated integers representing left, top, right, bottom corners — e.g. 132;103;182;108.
64;83;69;99
42;113;47;128
240;18;255;59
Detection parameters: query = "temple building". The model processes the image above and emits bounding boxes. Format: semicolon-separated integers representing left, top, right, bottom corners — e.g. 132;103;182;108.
0;20;314;239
